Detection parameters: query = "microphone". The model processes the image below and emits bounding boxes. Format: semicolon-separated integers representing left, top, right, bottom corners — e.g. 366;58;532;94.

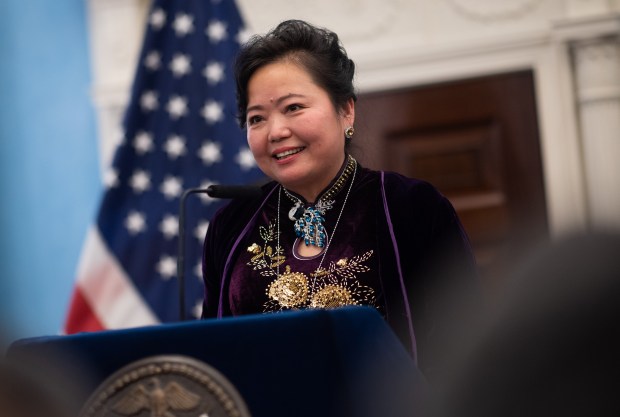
177;185;263;321
204;184;263;199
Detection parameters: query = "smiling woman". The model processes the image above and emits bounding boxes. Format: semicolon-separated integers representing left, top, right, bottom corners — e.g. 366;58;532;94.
200;20;478;372
245;61;352;203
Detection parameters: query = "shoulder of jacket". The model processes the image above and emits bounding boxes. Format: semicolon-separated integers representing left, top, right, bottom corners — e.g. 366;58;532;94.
380;170;438;196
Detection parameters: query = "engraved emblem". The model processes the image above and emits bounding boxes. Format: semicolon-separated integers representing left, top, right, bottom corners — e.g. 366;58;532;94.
80;355;251;417
111;377;200;417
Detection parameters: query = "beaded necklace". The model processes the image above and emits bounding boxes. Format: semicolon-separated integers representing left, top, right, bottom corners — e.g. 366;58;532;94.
276;156;357;280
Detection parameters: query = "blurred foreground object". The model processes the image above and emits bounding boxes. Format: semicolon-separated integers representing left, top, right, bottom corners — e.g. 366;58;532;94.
0;356;87;417
433;232;620;417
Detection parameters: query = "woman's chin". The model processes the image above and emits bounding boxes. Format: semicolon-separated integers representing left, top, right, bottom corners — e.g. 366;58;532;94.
270;163;308;187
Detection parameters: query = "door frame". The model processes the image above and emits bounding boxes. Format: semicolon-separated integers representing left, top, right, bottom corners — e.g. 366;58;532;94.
354;33;588;237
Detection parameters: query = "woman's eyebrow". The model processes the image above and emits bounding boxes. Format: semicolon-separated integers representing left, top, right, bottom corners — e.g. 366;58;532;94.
247;93;307;113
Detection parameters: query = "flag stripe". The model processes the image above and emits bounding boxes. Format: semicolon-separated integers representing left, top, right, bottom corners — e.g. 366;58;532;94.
64;288;105;333
75;228;159;329
65;228;159;332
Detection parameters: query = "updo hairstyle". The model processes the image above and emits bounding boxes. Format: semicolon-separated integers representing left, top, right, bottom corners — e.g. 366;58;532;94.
234;19;357;128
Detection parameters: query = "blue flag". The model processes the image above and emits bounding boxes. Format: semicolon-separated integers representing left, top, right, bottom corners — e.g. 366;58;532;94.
65;0;261;332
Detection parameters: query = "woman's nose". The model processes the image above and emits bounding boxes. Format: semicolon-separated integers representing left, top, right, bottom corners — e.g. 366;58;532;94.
268;117;292;142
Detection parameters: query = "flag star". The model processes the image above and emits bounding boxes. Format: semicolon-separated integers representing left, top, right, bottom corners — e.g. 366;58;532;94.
163;135;186;159
236;27;253;44
198;141;222;165
170;54;192;77
173;13;194;37
129;170;151;193
125;211;147;235
192;299;203;318
103;168;118;188
133;131;154;154
149;8;166;30
156;255;177;280
144;51;161;70
194;220;210;240
166;95;188;119
198;180;217;204
140;91;158;112
206;20;228;43
235;147;257;171
203;61;225;85
160;175;183;199
159;214;179;239
194;261;203;279
201;100;224;124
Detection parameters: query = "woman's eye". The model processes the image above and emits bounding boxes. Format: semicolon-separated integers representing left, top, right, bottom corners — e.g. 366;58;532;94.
286;104;302;112
247;115;263;125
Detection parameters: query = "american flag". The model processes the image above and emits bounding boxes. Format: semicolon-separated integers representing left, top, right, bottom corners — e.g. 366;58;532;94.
64;0;262;333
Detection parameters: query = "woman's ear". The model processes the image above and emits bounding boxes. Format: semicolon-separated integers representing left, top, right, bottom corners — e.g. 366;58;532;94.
341;98;355;126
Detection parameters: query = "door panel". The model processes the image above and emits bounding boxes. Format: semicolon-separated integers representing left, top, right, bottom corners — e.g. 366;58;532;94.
354;71;548;286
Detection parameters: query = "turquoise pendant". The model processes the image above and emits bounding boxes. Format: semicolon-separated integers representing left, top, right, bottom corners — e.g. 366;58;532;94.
294;206;327;247
292;199;334;248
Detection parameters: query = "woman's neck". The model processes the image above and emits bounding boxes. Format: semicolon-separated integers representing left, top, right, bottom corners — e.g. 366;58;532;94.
285;155;351;203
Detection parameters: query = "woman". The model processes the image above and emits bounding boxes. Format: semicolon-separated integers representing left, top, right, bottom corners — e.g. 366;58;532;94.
202;20;477;367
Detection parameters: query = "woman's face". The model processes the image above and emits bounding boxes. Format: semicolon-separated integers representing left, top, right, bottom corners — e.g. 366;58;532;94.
245;60;354;202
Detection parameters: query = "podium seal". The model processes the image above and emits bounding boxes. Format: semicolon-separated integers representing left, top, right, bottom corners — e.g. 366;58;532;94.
80;355;251;417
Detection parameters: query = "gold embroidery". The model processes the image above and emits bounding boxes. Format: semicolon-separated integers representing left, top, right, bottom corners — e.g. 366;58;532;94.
259;222;276;242
267;270;309;308
312;251;373;280
246;222;376;312
310;284;354;308
246;223;284;277
248;243;261;254
308;251;376;310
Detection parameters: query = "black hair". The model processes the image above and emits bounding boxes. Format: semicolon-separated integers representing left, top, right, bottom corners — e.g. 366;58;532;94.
234;19;357;128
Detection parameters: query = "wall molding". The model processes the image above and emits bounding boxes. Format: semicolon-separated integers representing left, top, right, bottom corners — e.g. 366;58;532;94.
446;0;542;22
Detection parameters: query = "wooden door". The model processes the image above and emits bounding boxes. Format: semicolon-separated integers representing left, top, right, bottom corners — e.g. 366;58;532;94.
353;70;548;288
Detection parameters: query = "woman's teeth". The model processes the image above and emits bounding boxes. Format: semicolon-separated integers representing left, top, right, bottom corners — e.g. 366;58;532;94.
275;148;304;160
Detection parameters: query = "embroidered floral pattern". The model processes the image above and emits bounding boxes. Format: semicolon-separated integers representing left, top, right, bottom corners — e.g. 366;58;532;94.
246;223;284;278
246;221;376;312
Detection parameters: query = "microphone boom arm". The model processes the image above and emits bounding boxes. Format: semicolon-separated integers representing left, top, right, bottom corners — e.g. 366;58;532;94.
177;184;263;321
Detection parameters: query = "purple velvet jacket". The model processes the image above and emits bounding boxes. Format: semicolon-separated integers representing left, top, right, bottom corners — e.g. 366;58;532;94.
201;165;477;366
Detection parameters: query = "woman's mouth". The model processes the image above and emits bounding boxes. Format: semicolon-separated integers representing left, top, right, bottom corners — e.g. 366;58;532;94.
273;147;305;160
